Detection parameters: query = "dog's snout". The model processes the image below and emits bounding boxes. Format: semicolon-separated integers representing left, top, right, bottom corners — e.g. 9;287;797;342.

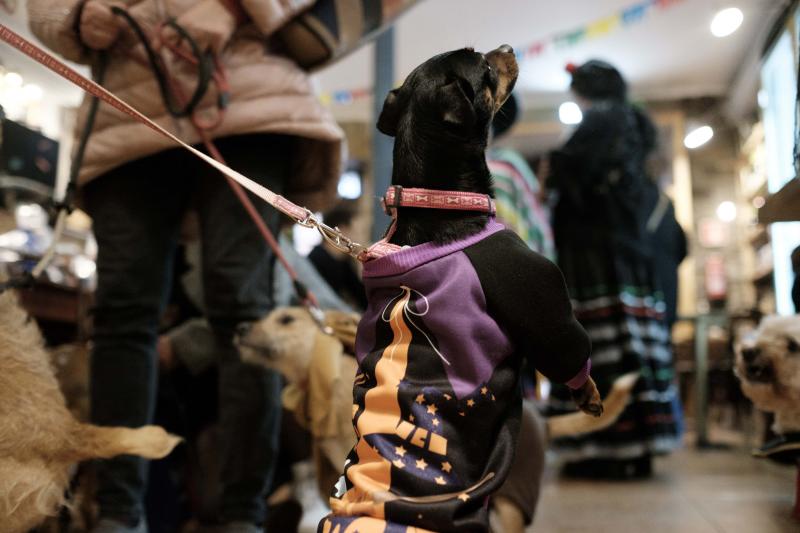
741;347;760;363
235;322;252;338
497;44;514;54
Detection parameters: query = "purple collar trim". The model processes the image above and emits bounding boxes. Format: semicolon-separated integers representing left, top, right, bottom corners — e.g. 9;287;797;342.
363;219;506;278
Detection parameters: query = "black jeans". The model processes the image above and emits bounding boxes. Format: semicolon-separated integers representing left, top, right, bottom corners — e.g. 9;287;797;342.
84;134;291;526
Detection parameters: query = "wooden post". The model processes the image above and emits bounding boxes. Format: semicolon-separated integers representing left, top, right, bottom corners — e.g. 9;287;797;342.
794;461;800;521
371;27;395;242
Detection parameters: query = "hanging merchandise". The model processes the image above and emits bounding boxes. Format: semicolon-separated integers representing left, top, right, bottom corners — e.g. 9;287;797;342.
277;0;421;70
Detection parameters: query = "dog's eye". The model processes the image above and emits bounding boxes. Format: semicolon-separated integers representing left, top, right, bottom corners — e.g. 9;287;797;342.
279;315;296;326
789;337;799;353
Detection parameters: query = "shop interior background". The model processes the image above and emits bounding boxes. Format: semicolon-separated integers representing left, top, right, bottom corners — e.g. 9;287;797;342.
2;0;800;532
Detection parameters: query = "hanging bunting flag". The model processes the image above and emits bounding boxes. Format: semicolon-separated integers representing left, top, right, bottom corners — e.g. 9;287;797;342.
526;41;547;58
621;1;650;26
586;15;619;39
555;28;587;49
653;0;684;9
320;0;686;106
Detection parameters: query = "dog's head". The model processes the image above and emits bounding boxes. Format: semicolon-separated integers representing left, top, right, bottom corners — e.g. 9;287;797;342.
234;308;359;385
735;315;800;413
377;45;518;150
235;307;317;384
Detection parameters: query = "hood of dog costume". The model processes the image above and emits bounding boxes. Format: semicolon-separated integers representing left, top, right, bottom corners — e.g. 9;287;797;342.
356;219;511;399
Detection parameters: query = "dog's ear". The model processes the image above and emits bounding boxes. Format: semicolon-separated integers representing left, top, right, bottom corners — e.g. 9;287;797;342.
377;89;402;137
439;79;476;131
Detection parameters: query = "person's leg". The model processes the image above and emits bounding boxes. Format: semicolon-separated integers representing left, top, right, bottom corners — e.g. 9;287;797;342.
84;149;190;527
196;134;293;526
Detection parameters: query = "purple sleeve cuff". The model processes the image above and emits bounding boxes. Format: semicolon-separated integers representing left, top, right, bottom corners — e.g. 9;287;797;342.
566;359;591;389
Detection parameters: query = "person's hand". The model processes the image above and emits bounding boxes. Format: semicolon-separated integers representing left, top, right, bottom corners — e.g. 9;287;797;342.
161;0;237;55
157;335;176;371
570;376;603;417
79;1;122;50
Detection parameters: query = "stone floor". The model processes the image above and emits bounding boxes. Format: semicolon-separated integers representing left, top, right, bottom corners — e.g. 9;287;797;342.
530;445;797;532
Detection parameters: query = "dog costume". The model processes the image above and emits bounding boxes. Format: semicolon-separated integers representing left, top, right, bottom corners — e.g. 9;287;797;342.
320;192;591;532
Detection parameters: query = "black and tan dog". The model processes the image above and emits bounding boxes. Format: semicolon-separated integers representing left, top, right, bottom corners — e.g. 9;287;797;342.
306;46;604;532
237;307;637;532
375;46;602;421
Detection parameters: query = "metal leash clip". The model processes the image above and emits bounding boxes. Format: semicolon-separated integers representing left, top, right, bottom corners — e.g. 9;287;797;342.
297;209;368;259
305;303;334;336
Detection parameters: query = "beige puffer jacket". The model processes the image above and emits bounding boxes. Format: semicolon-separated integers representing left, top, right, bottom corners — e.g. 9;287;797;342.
27;0;344;212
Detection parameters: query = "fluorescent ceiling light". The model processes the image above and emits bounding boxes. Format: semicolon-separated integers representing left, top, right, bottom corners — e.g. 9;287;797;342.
337;171;362;199
559;101;582;125
21;84;43;102
684;125;714;149
711;7;743;38
716;201;737;222
72;256;96;279
3;71;23;88
757;90;768;109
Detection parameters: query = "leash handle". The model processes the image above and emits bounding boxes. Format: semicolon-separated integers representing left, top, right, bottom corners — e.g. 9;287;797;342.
111;7;212;118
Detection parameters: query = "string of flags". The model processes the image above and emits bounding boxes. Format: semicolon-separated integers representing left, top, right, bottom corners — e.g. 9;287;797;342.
513;0;685;62
318;0;687;106
319;87;371;107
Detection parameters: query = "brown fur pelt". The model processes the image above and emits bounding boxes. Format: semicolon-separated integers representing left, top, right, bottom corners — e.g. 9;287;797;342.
50;343;91;422
41;343;97;532
735;315;800;434
0;290;181;533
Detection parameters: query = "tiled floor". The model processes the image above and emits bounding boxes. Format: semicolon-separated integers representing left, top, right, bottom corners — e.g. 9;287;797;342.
531;446;798;533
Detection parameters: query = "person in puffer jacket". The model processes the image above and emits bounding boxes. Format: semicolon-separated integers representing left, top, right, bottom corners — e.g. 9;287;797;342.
26;1;344;531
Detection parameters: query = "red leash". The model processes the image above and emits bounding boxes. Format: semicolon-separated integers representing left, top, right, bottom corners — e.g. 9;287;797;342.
0;23;497;271
0;22;368;260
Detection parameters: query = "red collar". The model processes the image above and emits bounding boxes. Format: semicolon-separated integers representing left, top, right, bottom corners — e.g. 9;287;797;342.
359;186;496;262
381;185;495;216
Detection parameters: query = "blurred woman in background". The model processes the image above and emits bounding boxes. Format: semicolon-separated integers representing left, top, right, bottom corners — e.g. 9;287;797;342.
544;60;681;479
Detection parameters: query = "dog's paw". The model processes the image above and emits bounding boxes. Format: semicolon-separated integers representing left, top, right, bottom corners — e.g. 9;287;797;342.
571;377;604;417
